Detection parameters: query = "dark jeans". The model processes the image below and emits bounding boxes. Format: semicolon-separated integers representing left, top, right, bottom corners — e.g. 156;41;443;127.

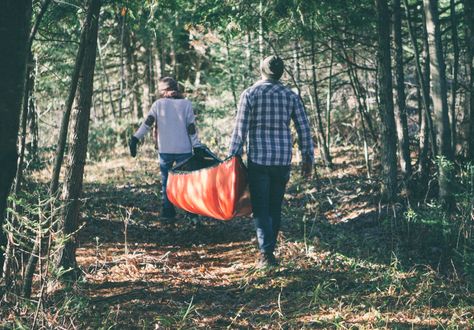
159;152;192;212
248;160;290;255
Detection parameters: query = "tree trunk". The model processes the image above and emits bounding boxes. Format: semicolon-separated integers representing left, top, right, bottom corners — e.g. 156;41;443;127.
393;0;413;188
0;0;32;269
310;23;332;168
145;47;156;109
376;0;398;201
129;33;142;120
326;41;334;153
97;34;116;117
14;54;35;194
293;39;301;95
449;0;460;153
422;5;438;158
58;0;101;274
123;27;136;117
404;0;432;185
464;0;474;162
342;44;379;143
118;10;125;117
259;0;264;61
225;35;238;109
169;30;177;77
14;0;51;194
246;31;253;79
50;5;95;196
424;0;455;208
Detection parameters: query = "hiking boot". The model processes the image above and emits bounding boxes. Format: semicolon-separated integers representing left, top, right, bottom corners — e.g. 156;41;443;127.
257;253;278;269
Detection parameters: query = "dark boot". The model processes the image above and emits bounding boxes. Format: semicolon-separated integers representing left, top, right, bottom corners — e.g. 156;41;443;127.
257;252;278;269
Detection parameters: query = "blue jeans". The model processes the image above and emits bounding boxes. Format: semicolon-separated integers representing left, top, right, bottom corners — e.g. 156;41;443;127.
159;153;192;212
248;160;291;255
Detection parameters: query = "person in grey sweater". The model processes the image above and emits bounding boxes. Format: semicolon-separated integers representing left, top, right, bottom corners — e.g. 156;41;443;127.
129;77;203;219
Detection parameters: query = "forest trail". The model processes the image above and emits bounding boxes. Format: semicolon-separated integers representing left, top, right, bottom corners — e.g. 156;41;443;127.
67;147;472;329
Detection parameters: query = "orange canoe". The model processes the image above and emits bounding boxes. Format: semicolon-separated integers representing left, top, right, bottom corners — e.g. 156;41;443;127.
167;155;252;220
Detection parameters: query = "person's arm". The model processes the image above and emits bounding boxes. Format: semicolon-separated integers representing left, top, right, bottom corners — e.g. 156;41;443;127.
185;102;203;149
229;90;251;156
129;106;156;157
291;95;314;177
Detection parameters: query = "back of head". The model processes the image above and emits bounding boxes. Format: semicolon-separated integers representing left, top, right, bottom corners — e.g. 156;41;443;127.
158;77;183;99
260;55;284;81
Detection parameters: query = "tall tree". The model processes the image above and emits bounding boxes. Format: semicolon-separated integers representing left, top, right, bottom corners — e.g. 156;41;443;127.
15;0;52;193
49;3;95;196
58;0;101;273
310;18;332;168
464;0;474;162
405;0;434;188
376;0;398;201
0;0;32;269
424;0;455;207
449;0;460;153
393;0;412;188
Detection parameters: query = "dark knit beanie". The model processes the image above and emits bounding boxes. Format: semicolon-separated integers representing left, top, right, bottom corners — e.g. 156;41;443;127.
260;55;284;80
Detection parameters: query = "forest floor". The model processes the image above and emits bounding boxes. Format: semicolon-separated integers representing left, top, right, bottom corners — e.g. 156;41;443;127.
27;146;474;328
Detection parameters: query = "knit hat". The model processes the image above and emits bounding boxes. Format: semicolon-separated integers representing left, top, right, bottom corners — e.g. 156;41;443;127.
260;55;284;80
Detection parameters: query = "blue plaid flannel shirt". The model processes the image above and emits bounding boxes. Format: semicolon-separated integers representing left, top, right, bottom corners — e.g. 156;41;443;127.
229;80;314;166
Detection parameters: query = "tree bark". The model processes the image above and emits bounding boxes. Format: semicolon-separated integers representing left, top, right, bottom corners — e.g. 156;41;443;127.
14;0;51;193
58;0;101;273
464;0;474;162
376;0;398;201
404;0;432;185
393;0;413;187
424;0;455;208
449;0;460;153
97;34;116;117
14;54;35;194
422;5;438;158
246;31;253;79
145;47;156;109
259;0;264;61
310;22;332;168
118;9;126;117
326;41;334;153
225;35;238;109
50;4;95;196
0;0;32;269
128;32;142;120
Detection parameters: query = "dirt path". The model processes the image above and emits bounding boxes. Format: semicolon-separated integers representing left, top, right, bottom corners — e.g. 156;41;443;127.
73;148;474;329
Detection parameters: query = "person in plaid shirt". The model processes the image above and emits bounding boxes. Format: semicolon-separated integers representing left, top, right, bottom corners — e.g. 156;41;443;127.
229;55;314;268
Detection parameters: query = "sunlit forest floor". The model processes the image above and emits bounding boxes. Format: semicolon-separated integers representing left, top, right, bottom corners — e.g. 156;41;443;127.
28;146;474;328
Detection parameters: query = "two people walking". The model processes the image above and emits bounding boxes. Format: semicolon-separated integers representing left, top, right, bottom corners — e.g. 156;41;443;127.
129;55;314;268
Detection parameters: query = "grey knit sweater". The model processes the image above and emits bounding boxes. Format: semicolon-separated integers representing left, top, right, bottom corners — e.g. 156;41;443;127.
133;98;201;154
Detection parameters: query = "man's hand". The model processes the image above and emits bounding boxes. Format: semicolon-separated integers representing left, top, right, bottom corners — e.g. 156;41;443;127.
301;161;312;178
129;136;139;157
